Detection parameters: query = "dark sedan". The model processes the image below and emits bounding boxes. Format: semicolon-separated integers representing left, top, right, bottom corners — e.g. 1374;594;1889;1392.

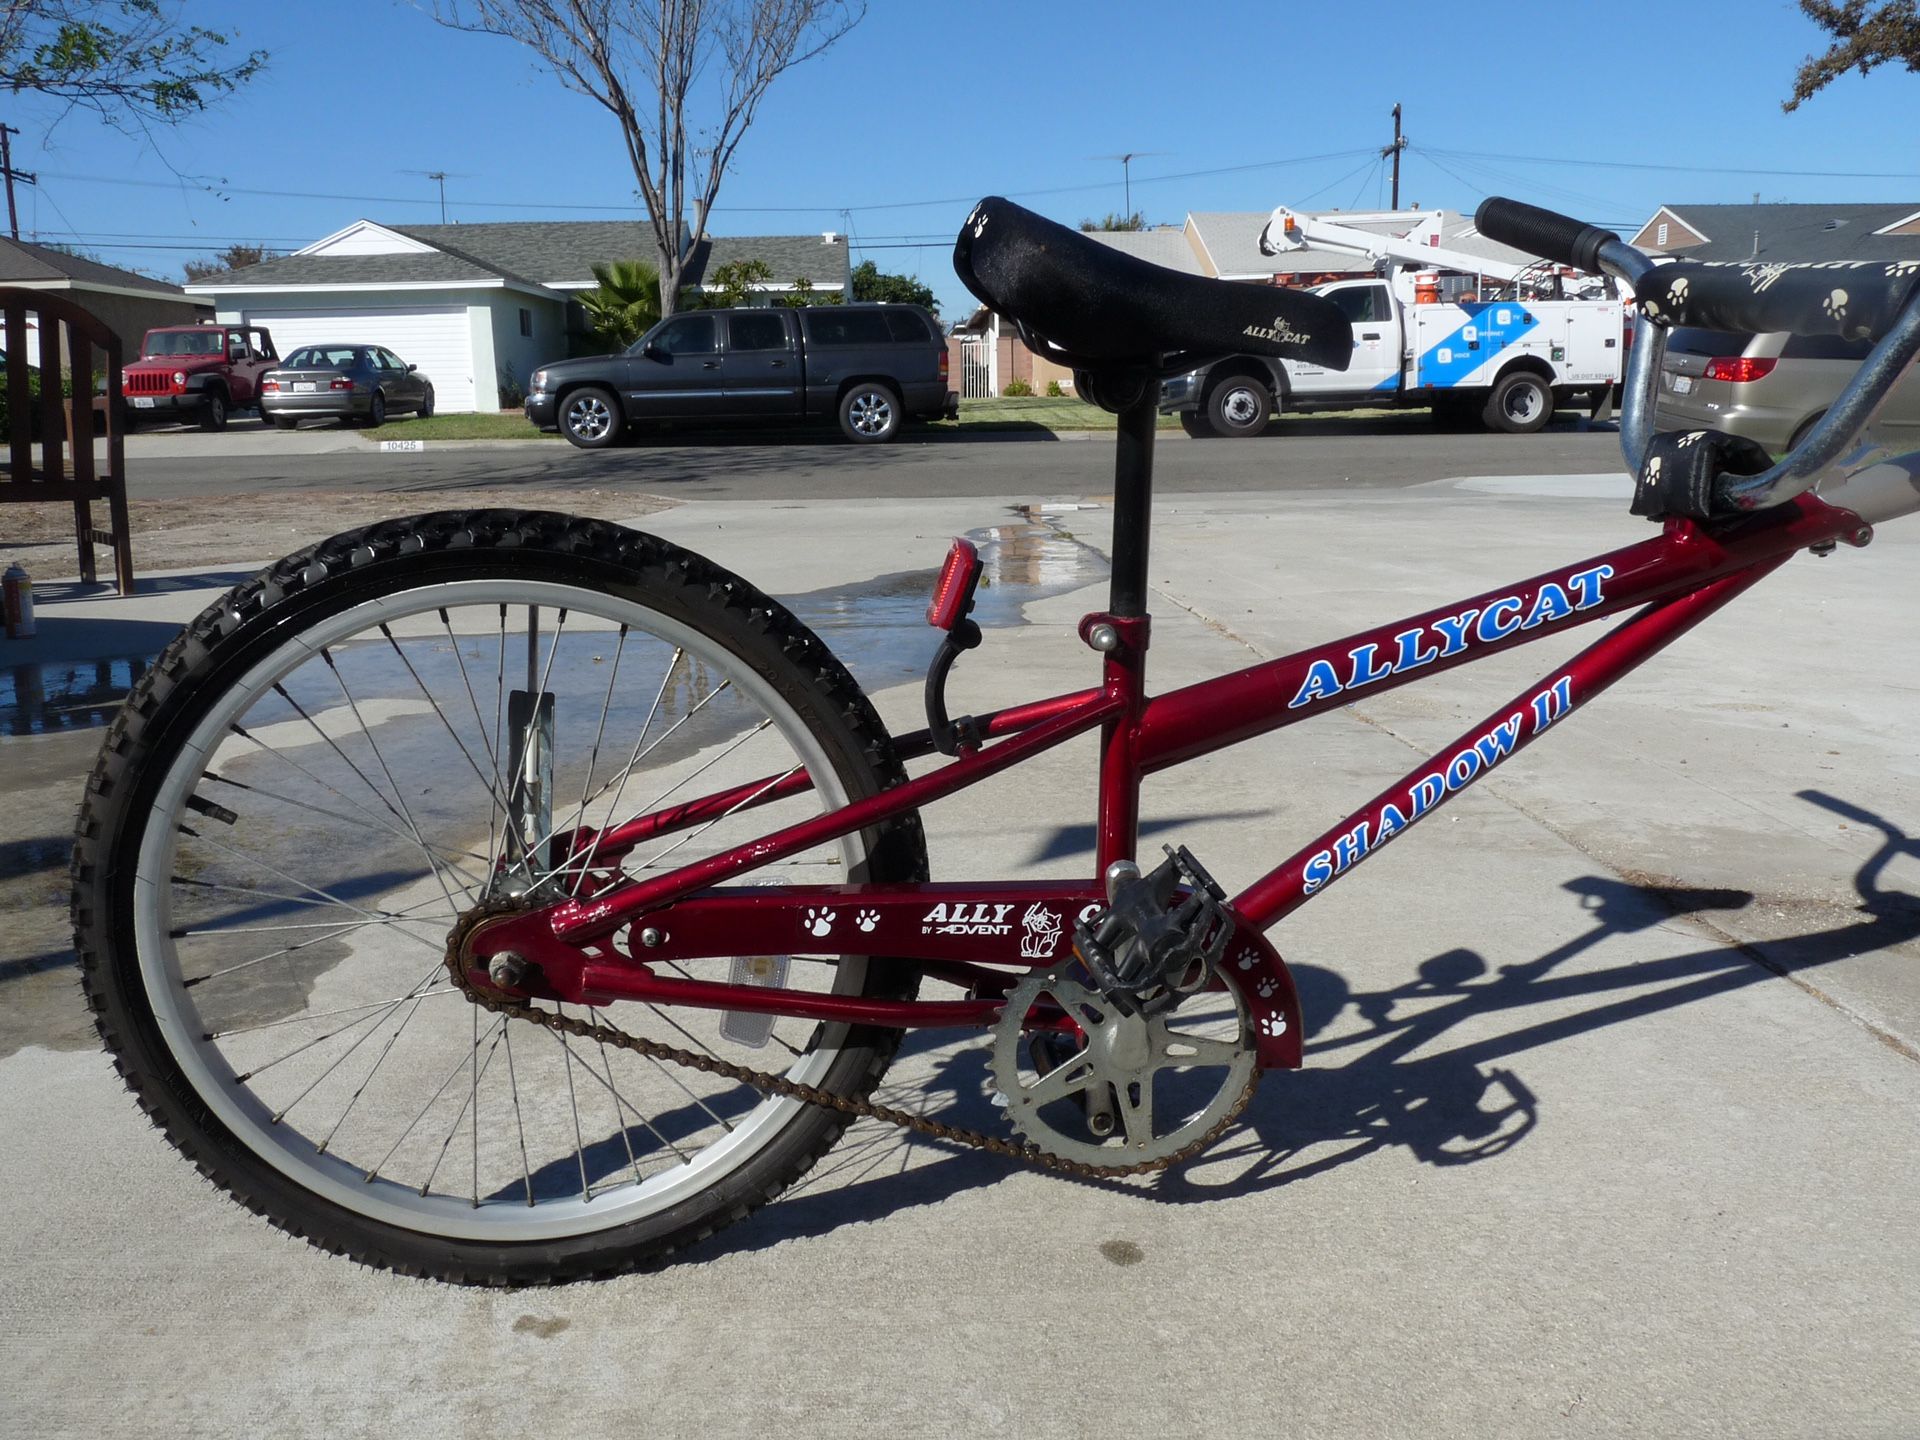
260;345;435;428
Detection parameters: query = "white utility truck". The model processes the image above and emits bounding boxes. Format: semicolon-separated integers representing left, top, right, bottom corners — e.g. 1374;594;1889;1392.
1160;206;1629;437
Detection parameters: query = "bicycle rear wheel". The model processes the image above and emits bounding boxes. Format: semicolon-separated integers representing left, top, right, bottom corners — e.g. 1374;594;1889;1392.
72;510;927;1284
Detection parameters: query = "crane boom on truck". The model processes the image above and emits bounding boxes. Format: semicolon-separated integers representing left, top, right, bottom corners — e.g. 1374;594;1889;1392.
1159;205;1629;438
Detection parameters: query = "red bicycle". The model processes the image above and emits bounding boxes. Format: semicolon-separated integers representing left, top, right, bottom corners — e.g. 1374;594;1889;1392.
73;197;1920;1284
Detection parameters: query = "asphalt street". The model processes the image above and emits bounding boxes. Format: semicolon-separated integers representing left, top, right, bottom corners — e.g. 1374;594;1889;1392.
118;414;1625;501
7;442;1920;1438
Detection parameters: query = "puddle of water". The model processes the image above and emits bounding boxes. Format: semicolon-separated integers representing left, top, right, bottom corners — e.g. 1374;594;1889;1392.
787;507;1108;693
0;654;151;737
0;508;1109;736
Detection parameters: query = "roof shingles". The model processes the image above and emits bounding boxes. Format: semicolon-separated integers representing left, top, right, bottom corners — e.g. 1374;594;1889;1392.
191;219;852;295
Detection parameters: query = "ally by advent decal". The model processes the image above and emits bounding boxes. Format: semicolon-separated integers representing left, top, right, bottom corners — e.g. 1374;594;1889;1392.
1301;672;1575;895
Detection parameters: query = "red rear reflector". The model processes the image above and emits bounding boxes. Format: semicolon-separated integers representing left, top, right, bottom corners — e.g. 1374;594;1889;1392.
261;379;280;392
329;377;353;391
938;348;949;380
927;538;981;630
1703;356;1777;384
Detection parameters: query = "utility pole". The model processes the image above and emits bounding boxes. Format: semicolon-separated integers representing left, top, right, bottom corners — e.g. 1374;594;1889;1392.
0;125;39;242
1383;104;1407;210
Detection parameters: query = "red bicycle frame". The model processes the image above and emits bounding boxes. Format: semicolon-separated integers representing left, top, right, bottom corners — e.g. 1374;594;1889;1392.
465;397;1871;1070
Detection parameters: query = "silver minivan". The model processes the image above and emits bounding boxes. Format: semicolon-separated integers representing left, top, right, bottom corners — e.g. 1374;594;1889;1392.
1656;327;1920;452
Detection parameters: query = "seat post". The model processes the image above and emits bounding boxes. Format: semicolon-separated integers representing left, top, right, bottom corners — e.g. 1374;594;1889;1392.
1109;387;1157;617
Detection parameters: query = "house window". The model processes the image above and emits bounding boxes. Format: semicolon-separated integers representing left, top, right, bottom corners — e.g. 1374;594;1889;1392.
519;308;533;337
1655;222;1669;248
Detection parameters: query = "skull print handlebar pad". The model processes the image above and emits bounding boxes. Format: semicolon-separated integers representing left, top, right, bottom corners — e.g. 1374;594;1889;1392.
1634;260;1920;343
953;196;1354;372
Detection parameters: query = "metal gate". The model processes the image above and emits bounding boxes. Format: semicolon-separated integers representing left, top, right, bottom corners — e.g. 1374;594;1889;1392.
959;337;995;399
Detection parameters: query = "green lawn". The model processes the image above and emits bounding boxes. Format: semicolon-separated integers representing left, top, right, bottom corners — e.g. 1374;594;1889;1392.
361;412;558;441
355;397;1422;443
928;396;1184;432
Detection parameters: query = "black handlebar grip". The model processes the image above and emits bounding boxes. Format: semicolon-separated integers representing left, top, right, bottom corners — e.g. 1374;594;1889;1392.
1474;197;1614;274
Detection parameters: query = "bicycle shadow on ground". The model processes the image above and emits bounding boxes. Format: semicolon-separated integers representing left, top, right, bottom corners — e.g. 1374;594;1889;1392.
691;789;1920;1259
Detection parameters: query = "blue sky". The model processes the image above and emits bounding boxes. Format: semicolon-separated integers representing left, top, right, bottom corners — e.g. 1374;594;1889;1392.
8;0;1913;318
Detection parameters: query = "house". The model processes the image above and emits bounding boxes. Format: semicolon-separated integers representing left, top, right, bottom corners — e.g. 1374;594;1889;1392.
185;220;851;412
0;237;206;362
1631;203;1920;262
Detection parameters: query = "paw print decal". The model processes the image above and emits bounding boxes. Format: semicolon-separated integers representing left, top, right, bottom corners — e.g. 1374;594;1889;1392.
968;208;989;239
1640;295;1663;321
1234;948;1258;971
1676;430;1705;449
1643;454;1663;486
1887;260;1920;279
1824;288;1848;320
855;909;880;933
1258;1014;1288;1038
1666;276;1689;309
803;907;837;938
1256;978;1278;999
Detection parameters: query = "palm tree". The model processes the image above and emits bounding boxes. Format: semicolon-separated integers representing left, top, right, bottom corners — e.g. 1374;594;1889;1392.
579;259;664;349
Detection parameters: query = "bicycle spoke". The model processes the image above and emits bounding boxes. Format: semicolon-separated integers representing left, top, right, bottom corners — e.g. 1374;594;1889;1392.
500;1022;536;1206
378;622;515;825
553;1003;591;1200
320;647;471;915
207;987;459;1041
177;828;450;957
367;1012;504;1184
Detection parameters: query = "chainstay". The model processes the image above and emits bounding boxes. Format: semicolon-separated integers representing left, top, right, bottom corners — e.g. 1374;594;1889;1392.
445;914;1252;1181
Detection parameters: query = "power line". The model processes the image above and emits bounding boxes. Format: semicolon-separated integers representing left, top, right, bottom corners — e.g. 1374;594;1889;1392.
1424;145;1920;181
27;146;1382;222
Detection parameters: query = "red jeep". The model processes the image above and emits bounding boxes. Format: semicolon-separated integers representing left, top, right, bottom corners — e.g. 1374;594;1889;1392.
122;323;279;432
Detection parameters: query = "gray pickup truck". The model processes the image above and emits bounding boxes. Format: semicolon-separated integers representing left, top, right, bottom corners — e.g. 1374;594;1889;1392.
526;303;957;447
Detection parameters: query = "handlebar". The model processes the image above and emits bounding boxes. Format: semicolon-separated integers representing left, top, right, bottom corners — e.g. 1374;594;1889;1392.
1473;198;1619;277
1474;196;1920;521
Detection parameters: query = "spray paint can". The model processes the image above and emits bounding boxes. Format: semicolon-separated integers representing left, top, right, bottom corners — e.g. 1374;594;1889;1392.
3;563;35;639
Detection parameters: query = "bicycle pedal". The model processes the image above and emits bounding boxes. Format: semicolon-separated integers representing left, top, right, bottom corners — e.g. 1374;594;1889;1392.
1073;845;1233;1016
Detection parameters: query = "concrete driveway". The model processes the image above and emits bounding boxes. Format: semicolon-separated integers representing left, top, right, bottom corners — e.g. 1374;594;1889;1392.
4;475;1918;1438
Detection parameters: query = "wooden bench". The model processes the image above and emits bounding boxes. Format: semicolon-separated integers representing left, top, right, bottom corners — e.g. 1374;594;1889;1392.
1;285;134;592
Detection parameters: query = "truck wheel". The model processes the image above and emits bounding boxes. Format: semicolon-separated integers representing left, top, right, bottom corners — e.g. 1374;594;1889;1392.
1179;410;1216;438
1483;371;1553;434
839;382;901;443
1207;375;1272;438
560;386;623;448
198;389;228;433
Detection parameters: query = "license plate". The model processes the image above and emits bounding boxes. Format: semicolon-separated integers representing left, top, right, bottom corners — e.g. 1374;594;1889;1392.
1672;374;1694;395
292;382;316;393
131;396;155;409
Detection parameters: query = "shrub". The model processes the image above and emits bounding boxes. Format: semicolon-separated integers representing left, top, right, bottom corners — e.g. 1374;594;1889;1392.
1002;377;1034;397
1045;378;1064;397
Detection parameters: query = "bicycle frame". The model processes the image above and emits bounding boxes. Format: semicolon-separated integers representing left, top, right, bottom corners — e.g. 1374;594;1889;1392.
467;245;1920;1072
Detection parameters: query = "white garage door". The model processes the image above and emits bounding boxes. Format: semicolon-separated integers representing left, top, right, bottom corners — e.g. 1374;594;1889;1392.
242;305;477;412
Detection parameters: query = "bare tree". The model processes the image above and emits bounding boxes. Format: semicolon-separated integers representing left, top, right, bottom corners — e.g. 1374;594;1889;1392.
433;0;863;315
1785;0;1920;110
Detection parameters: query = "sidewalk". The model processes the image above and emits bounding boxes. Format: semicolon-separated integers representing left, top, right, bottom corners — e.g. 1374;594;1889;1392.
4;480;1918;1438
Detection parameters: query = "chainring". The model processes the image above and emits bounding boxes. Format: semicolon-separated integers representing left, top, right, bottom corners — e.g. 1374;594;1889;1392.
990;958;1258;1167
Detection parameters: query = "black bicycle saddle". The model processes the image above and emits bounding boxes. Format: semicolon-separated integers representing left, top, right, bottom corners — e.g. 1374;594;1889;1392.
952;196;1354;375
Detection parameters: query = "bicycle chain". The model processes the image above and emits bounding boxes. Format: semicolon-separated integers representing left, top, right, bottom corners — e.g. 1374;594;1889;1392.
444;902;1254;1181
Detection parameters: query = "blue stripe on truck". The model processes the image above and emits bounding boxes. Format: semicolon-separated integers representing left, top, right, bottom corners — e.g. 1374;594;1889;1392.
1413;302;1539;389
